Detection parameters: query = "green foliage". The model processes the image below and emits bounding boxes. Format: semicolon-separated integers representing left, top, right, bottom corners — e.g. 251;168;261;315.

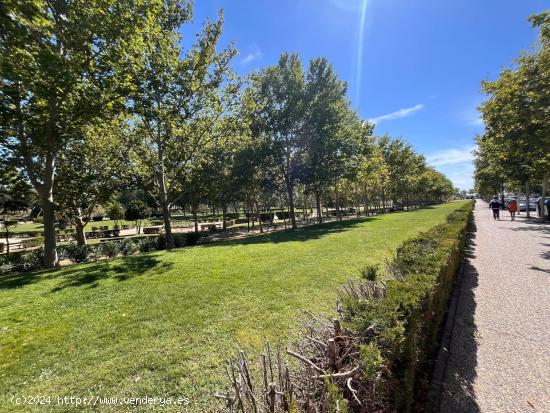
100;241;120;259
325;379;349;413
124;200;152;222
359;264;379;281
63;243;95;263
360;342;386;381
119;239;138;256
138;239;158;253
0;248;44;275
475;12;550;194
342;201;474;411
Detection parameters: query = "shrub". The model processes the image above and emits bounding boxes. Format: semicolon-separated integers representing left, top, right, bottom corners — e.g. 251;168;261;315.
106;202;124;222
186;231;206;246
138;240;157;253
33;217;43;224
0;248;44;275
156;232;198;249
119;239;138;256
173;233;188;248
340;201;474;411
64;243;94;263
359;264;379;281
226;212;240;220
21;237;43;249
100;241;120;258
125;200;151;234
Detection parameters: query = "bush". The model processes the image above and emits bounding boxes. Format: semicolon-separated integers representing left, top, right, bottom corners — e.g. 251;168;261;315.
64;243;95;263
186;231;206;246
226;212;240;220
339;202;474;412
138;240;157;253
359;264;379;281
275;211;289;220
119;239;138;256
107;202;125;222
156;232;200;249
173;233;188;248
21;237;43;249
100;241;120;258
33;217;43;224
0;248;44;275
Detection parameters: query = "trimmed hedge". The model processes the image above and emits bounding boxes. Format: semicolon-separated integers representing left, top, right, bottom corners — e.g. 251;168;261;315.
341;201;474;411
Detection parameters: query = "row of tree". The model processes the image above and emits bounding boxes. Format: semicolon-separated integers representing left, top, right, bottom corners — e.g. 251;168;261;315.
1;0;454;268
474;11;549;211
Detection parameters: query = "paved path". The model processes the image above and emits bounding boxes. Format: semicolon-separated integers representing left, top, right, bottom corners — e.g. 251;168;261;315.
437;200;550;413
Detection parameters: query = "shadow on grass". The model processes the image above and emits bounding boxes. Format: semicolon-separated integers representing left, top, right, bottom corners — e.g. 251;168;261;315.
209;217;371;247
0;254;172;291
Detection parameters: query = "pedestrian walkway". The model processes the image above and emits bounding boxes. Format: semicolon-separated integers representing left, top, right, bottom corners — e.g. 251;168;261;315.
436;200;550;413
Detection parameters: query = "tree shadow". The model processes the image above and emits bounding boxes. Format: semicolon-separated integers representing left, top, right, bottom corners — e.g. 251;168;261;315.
430;222;480;413
0;267;52;290
49;254;172;292
206;217;371;247
510;219;550;235
0;253;172;291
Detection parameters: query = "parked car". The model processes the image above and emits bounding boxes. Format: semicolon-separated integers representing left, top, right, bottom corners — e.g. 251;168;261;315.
519;197;537;211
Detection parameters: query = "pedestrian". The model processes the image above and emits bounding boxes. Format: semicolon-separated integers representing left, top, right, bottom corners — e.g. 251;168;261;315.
507;198;518;221
489;196;501;220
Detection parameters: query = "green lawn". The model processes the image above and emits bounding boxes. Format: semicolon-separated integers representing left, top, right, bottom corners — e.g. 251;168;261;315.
0;201;468;412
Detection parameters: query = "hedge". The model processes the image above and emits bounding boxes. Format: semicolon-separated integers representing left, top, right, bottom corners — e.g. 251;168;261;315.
0;231;209;276
341;200;474;411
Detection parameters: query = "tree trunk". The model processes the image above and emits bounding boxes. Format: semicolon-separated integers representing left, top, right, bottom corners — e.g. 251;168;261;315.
539;175;548;217
335;183;341;221
74;216;87;246
255;200;263;234
525;181;530;218
222;204;227;230
41;194;58;268
162;201;173;249
286;180;297;229
315;191;323;224
193;209;198;233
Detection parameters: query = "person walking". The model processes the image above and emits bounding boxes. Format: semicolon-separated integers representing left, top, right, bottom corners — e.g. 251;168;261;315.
507;198;518;221
489;196;501;220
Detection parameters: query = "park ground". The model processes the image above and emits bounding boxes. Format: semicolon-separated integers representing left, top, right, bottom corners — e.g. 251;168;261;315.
433;200;550;413
0;201;467;412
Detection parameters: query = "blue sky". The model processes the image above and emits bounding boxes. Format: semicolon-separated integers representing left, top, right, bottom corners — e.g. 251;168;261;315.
182;0;548;190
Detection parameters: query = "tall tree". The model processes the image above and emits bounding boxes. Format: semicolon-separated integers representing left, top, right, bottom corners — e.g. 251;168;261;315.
0;0;151;267
302;58;360;223
476;11;550;211
127;6;239;248
250;53;305;229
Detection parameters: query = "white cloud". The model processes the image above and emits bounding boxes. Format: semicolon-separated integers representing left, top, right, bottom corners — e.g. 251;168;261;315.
426;145;476;167
239;46;263;66
368;104;424;124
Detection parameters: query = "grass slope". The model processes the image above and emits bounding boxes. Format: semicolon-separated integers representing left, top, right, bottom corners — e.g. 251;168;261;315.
0;202;468;412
